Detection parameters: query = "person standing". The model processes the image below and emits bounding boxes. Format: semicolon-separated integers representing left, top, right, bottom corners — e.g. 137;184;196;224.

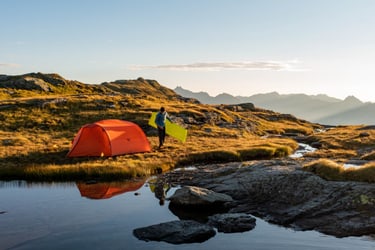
155;107;171;148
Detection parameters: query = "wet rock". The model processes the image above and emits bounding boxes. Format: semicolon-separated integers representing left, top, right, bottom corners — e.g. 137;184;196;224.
168;185;233;207
133;220;216;244
162;160;375;238
169;202;229;223
208;213;256;233
167;186;233;223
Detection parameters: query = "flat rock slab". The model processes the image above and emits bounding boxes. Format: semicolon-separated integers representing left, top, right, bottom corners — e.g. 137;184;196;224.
133;220;216;244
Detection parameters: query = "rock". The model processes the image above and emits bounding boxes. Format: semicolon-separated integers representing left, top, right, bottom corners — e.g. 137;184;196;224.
167;186;233;222
2;139;13;146
238;103;255;111
358;125;375;130
168;186;233;207
359;132;370;137
311;141;322;149
208;213;256;233
161;160;375;238
133;220;216;244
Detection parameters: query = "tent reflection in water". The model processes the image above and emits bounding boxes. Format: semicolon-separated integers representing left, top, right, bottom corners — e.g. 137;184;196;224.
67;119;151;157
77;180;145;199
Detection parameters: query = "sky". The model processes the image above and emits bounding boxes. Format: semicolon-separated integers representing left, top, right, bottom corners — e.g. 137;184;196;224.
1;0;375;102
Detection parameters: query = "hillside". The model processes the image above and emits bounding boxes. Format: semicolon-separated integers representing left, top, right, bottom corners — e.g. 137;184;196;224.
1;73;374;182
174;86;374;125
0;73;317;137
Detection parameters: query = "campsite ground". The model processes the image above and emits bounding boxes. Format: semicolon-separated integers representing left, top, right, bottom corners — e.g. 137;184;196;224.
0;75;375;182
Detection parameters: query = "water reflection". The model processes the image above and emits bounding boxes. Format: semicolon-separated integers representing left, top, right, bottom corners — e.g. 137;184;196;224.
76;179;145;200
1;180;375;249
147;176;173;206
0;180;75;188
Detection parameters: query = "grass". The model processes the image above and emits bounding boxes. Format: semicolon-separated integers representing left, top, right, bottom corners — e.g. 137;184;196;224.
0;128;298;181
303;159;375;183
361;150;375;160
306;126;375;150
1;75;374;182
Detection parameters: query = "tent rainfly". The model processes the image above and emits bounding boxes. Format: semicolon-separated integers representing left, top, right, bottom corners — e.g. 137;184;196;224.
67;119;151;157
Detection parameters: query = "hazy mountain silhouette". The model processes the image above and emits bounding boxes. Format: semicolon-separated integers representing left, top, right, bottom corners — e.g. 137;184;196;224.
174;86;374;125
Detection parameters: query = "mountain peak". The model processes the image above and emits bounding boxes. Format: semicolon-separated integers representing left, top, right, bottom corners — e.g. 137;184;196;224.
343;95;362;105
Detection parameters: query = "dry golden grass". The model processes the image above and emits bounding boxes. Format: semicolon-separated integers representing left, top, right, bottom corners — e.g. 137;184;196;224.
304;126;375;160
309;126;375;149
303;159;345;181
0;82;373;182
303;159;375;183
361;150;375;160
0;125;298;181
304;149;358;159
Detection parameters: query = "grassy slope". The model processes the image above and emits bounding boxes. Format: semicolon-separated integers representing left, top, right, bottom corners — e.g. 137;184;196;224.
0;73;374;181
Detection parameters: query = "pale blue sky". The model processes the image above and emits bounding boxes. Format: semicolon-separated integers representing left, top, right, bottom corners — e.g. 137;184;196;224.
1;0;375;101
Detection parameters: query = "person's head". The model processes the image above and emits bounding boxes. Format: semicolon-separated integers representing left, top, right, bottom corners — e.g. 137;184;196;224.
160;107;165;113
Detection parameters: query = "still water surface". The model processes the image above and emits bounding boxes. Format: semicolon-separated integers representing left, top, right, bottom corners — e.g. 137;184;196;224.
1;179;374;250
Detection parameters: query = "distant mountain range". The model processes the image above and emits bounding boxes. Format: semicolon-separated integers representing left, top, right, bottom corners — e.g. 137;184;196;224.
174;86;375;125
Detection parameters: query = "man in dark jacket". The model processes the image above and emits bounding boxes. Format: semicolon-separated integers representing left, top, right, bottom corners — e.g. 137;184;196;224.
155;107;171;148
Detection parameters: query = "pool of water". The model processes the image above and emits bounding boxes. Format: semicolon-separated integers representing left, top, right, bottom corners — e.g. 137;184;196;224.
1;179;374;250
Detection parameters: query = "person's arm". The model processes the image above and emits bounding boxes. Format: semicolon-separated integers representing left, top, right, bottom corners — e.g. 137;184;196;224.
166;112;172;122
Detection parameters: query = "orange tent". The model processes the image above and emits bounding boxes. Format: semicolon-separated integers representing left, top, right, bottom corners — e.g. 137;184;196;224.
76;180;145;199
67;119;151;157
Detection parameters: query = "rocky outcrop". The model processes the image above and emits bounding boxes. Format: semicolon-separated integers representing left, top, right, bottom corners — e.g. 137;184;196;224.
0;72;92;93
0;74;53;92
161;160;375;238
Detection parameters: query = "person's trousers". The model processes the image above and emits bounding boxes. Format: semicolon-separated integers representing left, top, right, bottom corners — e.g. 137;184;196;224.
158;127;166;147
